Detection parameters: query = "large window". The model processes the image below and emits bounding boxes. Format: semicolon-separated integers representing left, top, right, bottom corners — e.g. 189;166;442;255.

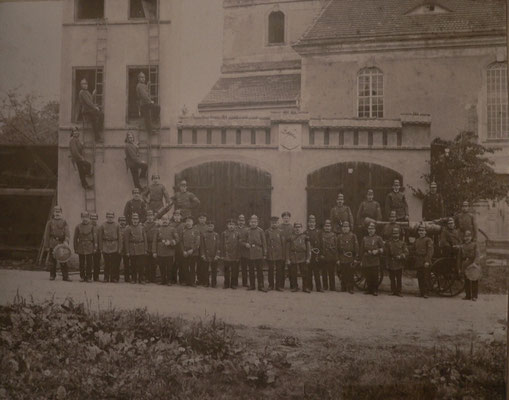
129;0;158;20
72;68;103;123
268;11;285;45
127;66;159;121
487;62;508;140
357;67;384;118
76;0;104;20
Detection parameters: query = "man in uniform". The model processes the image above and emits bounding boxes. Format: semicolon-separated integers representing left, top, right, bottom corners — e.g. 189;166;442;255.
454;200;477;241
78;78;104;142
136;71;160;136
382;211;403;241
118;216;130;282
458;230;480;301
330;193;354;233
360;222;384;296
385;179;409;221
337;221;359;293
240;215;268;292
124;131;148;190
200;221;221;287
414;225;434;298
152;215;179;285
98;211;122;283
144;210;158;282
144;174;171;214
43;205;71;281
439;217;462;258
305;215;322;292
236;214;249;287
285;222;311;293
356;189;382;226
170;210;185;284
195;213;208;285
180;216;200;286
89;213;101;281
320;220;338;291
265;216;285;291
221;218;240;289
384;227;409;297
69;127;93;189
124;213;148;284
279;211;293;288
172;180;200;220
422;181;445;221
124;188;147;225
73;211;96;282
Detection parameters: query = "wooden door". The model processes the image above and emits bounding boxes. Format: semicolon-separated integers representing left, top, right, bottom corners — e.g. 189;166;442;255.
306;162;403;226
175;161;272;233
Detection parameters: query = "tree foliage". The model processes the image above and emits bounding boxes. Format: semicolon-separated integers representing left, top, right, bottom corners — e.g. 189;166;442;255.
412;132;509;215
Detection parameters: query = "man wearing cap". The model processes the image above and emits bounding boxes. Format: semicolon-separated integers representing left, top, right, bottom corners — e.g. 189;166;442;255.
89;213;102;281
422;182;445;221
124;213;148;284
265;216;285;291
195;213;208;285
320;220;338;291
305;215;322;292
240;215;267;292
78;78;104;142
172;180;200;220
180;216;200;286
236;214;249;287
118;216;131;282
152;215;179;285
458;230;480;301
69;127;93;190
221;218;240;289
144;174;171;214
98;211;122;283
338;221;359;294
414;225;434;298
279;211;293;288
136;71;160;136
330;193;354;234
124;131;148;190
43;206;71;281
382;211;403;241
285;222;311;292
200;221;221;287
170;210;186;284
124;188;148;225
360;222;384;296
384;227;409;297
356;189;382;226
144;210;158;282
439;218;462;258
454;200;477;241
385;179;409;222
73;211;97;282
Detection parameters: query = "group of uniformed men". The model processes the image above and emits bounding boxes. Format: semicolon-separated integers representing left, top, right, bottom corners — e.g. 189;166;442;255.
43;178;480;300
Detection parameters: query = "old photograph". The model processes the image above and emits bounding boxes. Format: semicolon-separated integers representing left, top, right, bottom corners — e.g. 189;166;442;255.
0;0;508;398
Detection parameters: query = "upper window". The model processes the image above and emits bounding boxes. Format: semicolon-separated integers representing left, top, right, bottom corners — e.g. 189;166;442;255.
268;11;285;45
358;67;384;118
73;68;104;123
129;0;158;20
127;66;159;121
487;62;508;140
76;0;104;20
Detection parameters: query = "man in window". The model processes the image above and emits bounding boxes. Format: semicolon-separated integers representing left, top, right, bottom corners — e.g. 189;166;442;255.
78;78;104;142
136;72;160;136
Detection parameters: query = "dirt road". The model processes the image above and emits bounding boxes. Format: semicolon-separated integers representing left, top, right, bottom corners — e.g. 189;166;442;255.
0;270;505;346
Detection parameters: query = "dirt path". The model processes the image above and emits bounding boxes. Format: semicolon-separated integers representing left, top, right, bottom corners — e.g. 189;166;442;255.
0;270;506;346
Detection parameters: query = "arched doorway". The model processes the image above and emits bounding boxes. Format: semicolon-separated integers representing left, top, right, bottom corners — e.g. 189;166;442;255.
307;162;403;225
175;161;272;233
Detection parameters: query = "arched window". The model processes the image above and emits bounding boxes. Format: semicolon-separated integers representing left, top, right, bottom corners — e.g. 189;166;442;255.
487;62;508;139
357;67;384;118
268;11;285;44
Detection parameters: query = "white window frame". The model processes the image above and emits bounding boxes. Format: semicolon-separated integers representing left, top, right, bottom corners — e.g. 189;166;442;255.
357;67;384;119
487;62;509;140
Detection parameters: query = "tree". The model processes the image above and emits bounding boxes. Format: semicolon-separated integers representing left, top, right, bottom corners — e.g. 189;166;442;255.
412;131;509;215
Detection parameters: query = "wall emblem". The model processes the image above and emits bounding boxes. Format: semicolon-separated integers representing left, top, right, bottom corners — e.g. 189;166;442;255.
279;124;302;152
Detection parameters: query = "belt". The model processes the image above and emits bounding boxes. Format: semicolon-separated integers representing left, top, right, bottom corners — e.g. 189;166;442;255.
103;238;118;242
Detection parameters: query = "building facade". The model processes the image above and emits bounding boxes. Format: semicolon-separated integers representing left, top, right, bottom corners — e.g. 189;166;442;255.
59;0;508;238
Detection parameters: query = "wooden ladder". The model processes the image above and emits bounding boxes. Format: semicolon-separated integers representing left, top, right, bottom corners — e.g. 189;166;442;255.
147;17;160;176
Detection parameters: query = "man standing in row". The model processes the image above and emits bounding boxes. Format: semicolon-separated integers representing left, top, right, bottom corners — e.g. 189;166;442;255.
124;188;147;225
98;211;122;283
43;205;71;281
422;181;445;221
144;174;171;215
172;180;200;220
330;193;354;233
240;215;267;292
385;179;408;221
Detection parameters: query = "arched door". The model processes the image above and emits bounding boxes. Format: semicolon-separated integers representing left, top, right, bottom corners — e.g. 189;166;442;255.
307;162;403;225
175;161;272;233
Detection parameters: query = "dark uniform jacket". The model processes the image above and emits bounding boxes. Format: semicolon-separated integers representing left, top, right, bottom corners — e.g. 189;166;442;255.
200;231;220;262
136;82;152;106
145;183;170;213
152;225;179;257
73;222;97;255
414;236;434;268
305;228;321;256
79;89;97;114
458;241;480;271
384;239;409;270
265;227;285;261
240;227;267;260
330;205;354;232
360;235;384;267
454;211;477;240
144;221;158;254
286;233;311;264
221;229;240;261
69;137;86;163
98;222;122;254
279;223;293;241
170;220;185;238
236;225;249;259
356;200;382;225
422;193;445;221
124;199;147;225
172;191;200;218
385;191;408;220
181;226;200;255
320;231;338;262
439;227;462;256
124;142;144;169
119;225;128;255
43;218;70;250
337;232;359;264
382;222;402;241
123;225;147;256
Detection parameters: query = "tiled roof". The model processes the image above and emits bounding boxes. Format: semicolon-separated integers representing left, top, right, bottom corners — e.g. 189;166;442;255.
198;74;300;110
296;0;505;46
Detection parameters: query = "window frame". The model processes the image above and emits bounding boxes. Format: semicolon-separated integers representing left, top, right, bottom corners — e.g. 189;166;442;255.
128;0;159;21
126;65;159;123
74;0;105;21
72;67;104;124
486;62;509;141
357;67;384;119
267;10;285;46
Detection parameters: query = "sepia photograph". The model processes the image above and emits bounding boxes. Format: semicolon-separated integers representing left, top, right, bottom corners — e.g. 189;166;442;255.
0;0;508;398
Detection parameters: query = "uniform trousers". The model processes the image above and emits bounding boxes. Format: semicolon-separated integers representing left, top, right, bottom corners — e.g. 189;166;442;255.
267;259;284;289
182;255;197;286
464;278;478;299
83;109;104;142
157;256;174;284
339;262;354;291
289;263;301;290
300;263;311;291
364;266;380;294
248;259;265;290
322;261;337;291
93;251;101;281
145;253;156;282
140;103;160;136
122;255;131;282
75;159;92;189
308;259;322;291
389;269;403;294
102;252;118;282
173;248;183;284
223;260;239;289
202;261;218;287
130;255;146;283
129;162;148;190
197;259;208;286
416;267;431;296
49;251;69;280
240;257;249;287
78;254;93;280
